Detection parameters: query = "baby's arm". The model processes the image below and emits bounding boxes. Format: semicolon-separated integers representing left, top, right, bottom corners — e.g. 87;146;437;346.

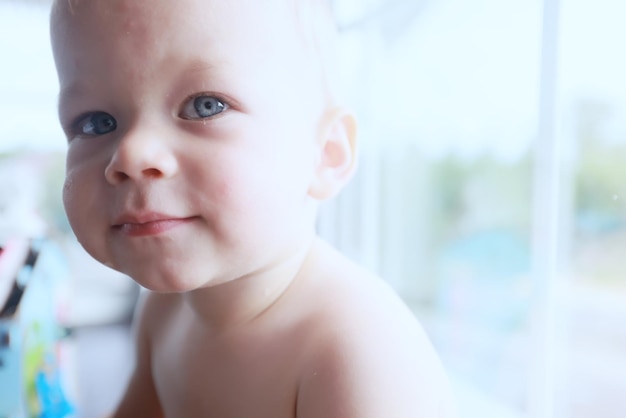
111;292;165;418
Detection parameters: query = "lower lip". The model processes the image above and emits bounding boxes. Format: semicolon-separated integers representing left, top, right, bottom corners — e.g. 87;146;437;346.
113;218;196;237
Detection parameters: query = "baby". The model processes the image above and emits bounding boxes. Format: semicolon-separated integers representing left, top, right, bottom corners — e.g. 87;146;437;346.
50;0;455;416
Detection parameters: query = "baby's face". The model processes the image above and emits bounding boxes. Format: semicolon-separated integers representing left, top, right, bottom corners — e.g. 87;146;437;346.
52;0;326;291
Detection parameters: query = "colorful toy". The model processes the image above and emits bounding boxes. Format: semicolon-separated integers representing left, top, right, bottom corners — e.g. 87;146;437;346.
0;237;74;418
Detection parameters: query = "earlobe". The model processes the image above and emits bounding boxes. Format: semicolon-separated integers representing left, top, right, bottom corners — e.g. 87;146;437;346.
308;107;358;201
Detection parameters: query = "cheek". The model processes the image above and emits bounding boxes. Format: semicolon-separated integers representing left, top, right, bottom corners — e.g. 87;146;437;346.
62;171;89;237
62;166;104;241
62;169;114;266
214;177;233;201
187;142;314;219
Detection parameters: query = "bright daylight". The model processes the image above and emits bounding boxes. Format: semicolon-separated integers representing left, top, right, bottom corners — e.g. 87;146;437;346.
1;0;625;417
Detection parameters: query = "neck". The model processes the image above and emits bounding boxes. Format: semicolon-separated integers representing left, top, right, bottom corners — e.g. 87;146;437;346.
182;236;319;332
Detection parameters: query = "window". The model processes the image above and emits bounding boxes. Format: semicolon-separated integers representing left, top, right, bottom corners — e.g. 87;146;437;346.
1;0;624;416
321;0;626;416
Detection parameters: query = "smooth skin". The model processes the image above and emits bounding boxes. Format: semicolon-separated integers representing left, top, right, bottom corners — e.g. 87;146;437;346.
50;0;456;416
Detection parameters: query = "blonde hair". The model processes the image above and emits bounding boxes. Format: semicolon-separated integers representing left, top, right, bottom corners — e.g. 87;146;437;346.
294;0;341;104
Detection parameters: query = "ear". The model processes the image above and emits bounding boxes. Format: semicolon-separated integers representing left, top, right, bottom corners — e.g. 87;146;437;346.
308;107;358;201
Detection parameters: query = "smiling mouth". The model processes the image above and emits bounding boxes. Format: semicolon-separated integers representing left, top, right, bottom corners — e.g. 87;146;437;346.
113;217;196;237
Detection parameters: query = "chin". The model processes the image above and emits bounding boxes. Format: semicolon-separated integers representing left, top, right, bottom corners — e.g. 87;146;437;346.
130;269;217;294
136;278;198;293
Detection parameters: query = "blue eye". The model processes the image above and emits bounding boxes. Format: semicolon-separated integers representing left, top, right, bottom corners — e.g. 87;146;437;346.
75;112;117;136
180;95;227;120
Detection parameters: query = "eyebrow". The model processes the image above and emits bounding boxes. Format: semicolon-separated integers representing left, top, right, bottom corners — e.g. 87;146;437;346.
185;59;218;74
57;83;86;111
56;59;222;117
56;83;94;131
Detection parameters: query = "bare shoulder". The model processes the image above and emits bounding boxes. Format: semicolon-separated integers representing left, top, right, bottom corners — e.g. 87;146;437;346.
111;291;180;418
294;240;457;417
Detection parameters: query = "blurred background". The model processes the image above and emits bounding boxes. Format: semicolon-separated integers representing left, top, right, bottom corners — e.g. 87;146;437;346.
0;0;625;417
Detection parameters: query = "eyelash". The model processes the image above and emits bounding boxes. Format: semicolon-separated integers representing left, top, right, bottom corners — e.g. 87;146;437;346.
68;111;118;138
179;94;229;120
63;93;231;138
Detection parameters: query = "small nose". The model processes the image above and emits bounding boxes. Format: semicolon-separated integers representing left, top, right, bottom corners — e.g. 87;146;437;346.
104;125;178;185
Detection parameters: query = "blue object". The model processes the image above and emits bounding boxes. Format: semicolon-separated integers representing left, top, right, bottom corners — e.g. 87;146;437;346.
0;238;75;418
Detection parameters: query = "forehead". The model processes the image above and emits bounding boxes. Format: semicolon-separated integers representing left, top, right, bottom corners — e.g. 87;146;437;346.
52;0;299;24
50;0;307;77
51;0;303;41
50;0;332;125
